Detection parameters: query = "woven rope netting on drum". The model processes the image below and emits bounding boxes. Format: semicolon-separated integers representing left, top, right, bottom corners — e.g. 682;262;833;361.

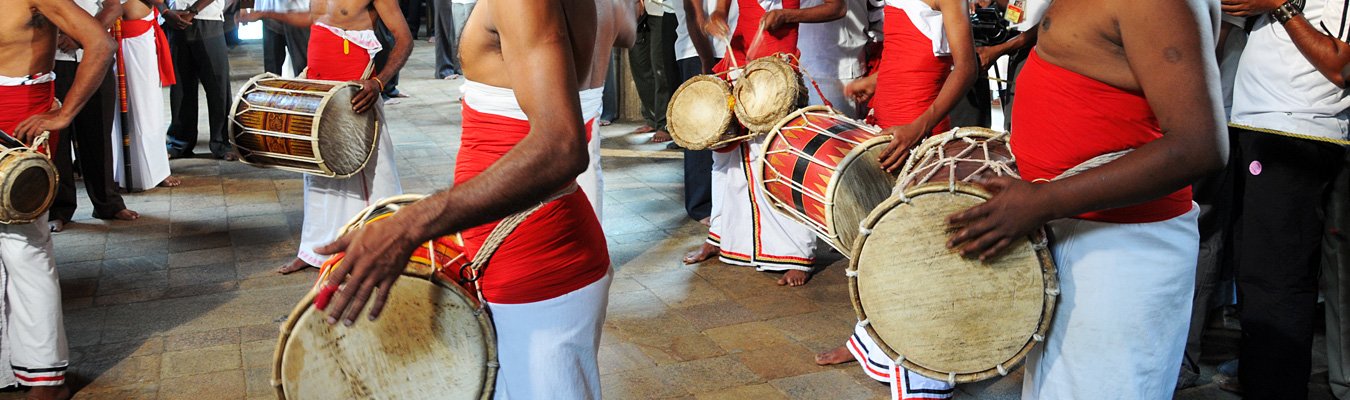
895;130;1018;198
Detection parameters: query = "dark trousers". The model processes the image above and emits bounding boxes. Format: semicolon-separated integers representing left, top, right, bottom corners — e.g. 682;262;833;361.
947;72;992;129
165;19;232;158
52;61;127;222
678;56;715;221
400;0;425;38
433;0;474;78
374;21;401;97
998;47;1031;131
1183;129;1239;373
601;53;619;122
263;21;310;76
629;13;680;131
1234;128;1345;399
1323;151;1350;399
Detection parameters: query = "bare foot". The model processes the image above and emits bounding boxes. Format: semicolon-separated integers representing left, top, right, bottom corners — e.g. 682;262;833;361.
48;219;65;233
632;125;655;134
682;243;719;264
699;217;711;226
27;384;71;400
814;345;855;366
277;258;314;274
112;209;139;221
158;176;182;188
777;269;812;287
650;130;673;143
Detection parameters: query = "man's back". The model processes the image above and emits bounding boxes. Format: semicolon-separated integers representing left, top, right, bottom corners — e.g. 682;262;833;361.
460;0;599;89
0;2;57;78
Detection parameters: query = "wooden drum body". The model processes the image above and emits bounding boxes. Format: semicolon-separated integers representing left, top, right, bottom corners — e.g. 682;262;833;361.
734;56;807;133
274;195;495;400
0;132;56;225
668;75;741;150
847;128;1057;384
760;106;894;253
230;73;379;178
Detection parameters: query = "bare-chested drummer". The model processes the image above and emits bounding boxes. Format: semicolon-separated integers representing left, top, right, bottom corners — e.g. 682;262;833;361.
0;0;115;398
309;0;632;398
239;0;412;275
944;0;1225;396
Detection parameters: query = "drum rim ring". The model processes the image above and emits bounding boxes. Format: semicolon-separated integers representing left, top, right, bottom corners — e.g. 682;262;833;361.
668;75;736;151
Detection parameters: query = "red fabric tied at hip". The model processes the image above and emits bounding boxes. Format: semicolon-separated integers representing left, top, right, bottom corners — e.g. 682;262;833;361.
306;24;373;81
121;10;177;86
0;82;57;155
870;6;951;133
454;103;609;304
1010;50;1192;223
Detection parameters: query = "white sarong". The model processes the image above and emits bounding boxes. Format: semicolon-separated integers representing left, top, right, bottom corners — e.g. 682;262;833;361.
110;13;172;191
707;138;817;271
845;321;954;400
0;213;67;387
578;87;604;219
1021;205;1199;399
488;269;611;400
296;120;403;266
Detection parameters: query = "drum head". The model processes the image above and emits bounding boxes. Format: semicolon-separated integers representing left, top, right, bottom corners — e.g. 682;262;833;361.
0;151;56;224
668;76;735;150
849;185;1055;383
276;274;495;400
734;57;805;133
316;84;379;177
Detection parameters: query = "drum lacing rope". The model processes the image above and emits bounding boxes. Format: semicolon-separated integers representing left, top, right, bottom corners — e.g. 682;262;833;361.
893;130;1017;202
947;372;956;386
996;364;1008;376
459;184;579;308
844;268;858;278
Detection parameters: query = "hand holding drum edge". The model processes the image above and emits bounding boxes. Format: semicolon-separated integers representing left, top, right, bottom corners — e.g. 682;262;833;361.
313;212;421;326
14;108;71;143
351;79;382;114
945;176;1054;260
876;123;925;173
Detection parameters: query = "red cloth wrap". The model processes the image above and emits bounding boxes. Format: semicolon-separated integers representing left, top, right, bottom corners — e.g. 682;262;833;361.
714;0;801;73
121;10;177;86
456;103;609;304
0;82;56;155
870;6;950;134
306;24;372;81
1011;50;1192;223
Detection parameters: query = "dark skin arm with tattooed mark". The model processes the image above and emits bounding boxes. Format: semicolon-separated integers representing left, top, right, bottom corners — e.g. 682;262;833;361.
946;0;1228;259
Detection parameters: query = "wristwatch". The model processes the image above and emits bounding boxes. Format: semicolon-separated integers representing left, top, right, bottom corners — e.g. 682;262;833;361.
1271;0;1304;24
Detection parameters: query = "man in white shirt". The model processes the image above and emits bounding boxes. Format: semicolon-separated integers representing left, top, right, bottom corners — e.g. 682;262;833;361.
1223;0;1350;397
797;0;865;117
630;0;679;142
164;0;234;161
50;0;139;232
259;0;309;76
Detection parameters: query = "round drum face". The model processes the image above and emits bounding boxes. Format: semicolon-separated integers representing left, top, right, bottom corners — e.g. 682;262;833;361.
669;77;734;149
8;155;55;216
734;58;803;132
279;277;491;400
852;190;1047;381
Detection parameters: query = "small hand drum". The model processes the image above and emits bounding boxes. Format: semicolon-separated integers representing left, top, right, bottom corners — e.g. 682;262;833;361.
274;195;496;400
733;55;807;134
668;74;743;150
230;73;379;178
848;128;1057;384
760;106;894;253
0;131;56;224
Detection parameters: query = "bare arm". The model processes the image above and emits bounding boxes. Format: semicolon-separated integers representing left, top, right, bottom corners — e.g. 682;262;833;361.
614;0;638;48
762;0;845;30
977;25;1037;70
93;0;123;29
347;0;414;113
239;10;315;27
15;0;117;140
1284;14;1350;87
684;0;717;70
948;0;1227;258
876;0;980;172
315;0;592;325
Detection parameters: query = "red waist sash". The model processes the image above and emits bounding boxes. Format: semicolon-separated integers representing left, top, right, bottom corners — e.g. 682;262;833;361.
121;10;177;86
1011;50;1192;223
306;24;373;81
714;0;801;73
0;82;56;155
455;103;609;304
871;6;951;133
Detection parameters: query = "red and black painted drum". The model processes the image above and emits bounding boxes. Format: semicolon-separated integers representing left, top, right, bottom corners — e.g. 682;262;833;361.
760;105;895;253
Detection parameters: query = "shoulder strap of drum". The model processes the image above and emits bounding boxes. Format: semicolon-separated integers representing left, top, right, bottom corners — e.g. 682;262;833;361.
462;183;579;304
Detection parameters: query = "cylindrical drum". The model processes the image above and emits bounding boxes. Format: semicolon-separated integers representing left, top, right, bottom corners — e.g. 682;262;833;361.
229;73;379;178
0;131;56;224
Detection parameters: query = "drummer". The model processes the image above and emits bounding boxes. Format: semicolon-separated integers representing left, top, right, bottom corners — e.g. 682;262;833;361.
811;0;977;395
681;0;846;288
239;0;412;275
943;0;1224;396
310;0;633;398
0;0;117;397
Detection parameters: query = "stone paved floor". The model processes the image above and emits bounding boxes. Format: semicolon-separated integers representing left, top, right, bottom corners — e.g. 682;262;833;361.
17;39;1333;399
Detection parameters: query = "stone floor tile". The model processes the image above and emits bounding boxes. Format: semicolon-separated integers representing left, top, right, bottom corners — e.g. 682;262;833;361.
703;321;796;353
160;343;241;379
673;300;760;331
74;354;161;391
734;342;826;381
657;355;763;394
732;291;821;321
165;328;240;352
599;342;658;376
693;383;790;400
168;263;238;287
602;368;690;399
156;369;245;400
240;341;274;370
73;382;161;400
770;370;878;400
168;247;235;269
244;367;273;398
